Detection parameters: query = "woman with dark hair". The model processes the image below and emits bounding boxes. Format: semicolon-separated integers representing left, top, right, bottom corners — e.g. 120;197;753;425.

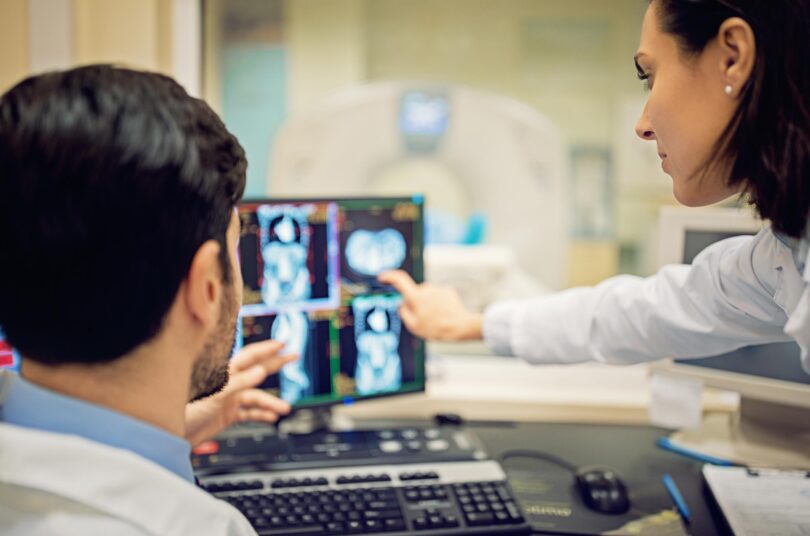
380;0;810;374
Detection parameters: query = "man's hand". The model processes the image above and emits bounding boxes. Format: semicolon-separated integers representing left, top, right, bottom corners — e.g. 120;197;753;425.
378;270;483;342
185;340;296;446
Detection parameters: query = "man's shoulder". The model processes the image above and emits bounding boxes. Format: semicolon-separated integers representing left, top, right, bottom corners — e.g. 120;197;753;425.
0;422;256;536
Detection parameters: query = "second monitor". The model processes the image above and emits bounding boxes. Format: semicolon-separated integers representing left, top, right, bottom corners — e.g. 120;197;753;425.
235;196;425;408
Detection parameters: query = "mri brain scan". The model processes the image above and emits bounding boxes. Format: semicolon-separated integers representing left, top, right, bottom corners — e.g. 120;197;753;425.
345;229;406;276
272;311;311;404
257;204;313;306
353;295;402;395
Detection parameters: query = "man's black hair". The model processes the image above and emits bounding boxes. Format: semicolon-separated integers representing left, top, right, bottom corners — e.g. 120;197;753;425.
0;65;247;364
655;0;810;238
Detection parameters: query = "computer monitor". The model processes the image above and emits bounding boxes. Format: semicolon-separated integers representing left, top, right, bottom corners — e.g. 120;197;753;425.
234;196;426;411
652;206;810;467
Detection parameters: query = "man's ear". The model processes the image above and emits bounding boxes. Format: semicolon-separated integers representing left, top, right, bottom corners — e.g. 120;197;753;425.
717;17;756;93
182;240;224;329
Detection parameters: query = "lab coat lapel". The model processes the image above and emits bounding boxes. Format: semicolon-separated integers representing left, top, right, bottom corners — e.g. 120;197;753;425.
785;233;810;373
0;421;251;535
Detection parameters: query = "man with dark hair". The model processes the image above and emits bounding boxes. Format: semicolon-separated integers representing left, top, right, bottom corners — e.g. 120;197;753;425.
0;65;293;534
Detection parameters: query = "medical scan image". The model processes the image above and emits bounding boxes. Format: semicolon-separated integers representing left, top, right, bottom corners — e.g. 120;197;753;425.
271;311;312;404
345;228;407;276
352;295;403;395
339;202;418;290
256;204;313;306
238;197;425;407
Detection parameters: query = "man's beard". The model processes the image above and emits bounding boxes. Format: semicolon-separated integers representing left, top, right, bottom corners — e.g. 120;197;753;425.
189;283;239;402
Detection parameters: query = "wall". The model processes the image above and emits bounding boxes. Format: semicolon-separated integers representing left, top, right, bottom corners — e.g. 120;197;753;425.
286;0;367;114
0;0;30;93
0;0;178;93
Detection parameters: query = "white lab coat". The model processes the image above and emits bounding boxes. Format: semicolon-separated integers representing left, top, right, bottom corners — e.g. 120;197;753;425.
484;227;810;373
0;421;257;535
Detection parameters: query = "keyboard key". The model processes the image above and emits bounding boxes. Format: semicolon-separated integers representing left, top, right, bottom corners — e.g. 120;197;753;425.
256;526;326;536
496;485;512;502
364;509;402;520
506;501;524;521
413;517;429;530
368;500;398;510
384;518;406;531
364;519;382;531
466;512;495;526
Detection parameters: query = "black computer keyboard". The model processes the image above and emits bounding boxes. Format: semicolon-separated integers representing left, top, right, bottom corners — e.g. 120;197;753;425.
192;426;487;475
201;460;531;535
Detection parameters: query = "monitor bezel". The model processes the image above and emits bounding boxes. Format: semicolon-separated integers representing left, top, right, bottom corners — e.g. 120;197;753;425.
237;195;427;410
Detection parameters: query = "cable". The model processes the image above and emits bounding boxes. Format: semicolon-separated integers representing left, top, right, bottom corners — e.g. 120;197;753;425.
499;449;579;474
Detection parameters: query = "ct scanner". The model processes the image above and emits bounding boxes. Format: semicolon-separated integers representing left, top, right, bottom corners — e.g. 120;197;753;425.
267;81;570;307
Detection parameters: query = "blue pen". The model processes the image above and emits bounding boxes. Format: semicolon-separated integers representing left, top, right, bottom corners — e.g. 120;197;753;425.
662;473;691;525
656;437;736;466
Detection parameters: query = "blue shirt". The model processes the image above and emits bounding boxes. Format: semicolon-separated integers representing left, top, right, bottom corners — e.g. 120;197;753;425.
0;370;194;483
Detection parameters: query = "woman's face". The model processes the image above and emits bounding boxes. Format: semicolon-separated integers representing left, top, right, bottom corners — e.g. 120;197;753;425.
634;1;743;206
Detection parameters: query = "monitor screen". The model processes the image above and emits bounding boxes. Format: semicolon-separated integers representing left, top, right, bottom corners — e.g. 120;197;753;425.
398;91;450;137
235;196;425;408
675;230;810;386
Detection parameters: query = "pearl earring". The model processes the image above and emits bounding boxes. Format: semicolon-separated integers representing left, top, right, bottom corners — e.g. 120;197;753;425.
724;85;733;96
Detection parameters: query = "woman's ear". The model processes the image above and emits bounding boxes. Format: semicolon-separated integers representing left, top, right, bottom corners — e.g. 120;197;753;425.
717;17;756;95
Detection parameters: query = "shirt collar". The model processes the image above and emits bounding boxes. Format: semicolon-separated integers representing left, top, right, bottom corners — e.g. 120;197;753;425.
0;371;194;483
799;222;810;282
775;228;810;281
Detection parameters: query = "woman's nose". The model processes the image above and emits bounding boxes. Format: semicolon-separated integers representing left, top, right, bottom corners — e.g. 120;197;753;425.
635;103;655;141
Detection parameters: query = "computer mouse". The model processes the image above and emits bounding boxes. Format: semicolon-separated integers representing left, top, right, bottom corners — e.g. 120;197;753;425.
574;468;631;515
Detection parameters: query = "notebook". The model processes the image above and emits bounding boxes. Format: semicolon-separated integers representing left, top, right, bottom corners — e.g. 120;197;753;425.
703;465;810;535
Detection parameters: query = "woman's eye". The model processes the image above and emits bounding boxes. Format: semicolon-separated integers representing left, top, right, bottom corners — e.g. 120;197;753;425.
637;72;652;92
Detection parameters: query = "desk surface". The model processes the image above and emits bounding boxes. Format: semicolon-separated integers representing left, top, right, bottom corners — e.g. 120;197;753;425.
356;418;730;536
337;354;738;425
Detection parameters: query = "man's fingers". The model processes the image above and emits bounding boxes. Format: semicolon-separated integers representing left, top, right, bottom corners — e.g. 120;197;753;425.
378;270;419;300
256;352;299;375
225;354;298;392
230;339;285;372
224;364;268;392
239;389;292;415
238;408;282;423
